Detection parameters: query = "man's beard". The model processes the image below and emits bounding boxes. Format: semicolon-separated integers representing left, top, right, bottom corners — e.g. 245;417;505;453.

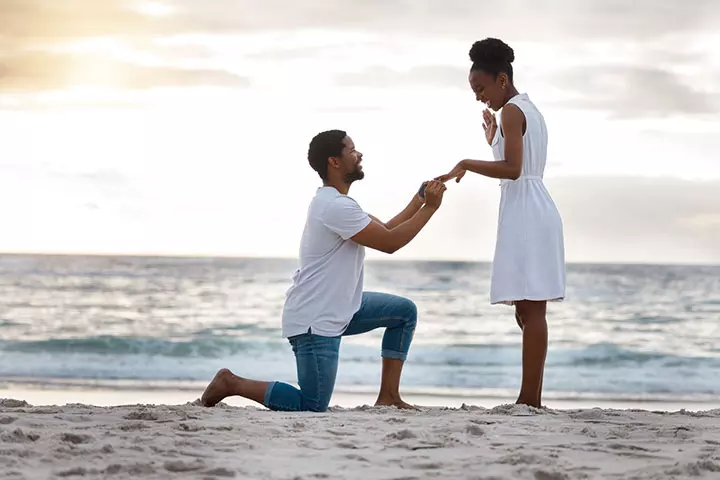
344;167;364;184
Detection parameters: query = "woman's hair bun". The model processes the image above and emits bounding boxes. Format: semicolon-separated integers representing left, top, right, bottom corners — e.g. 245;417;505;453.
469;38;514;65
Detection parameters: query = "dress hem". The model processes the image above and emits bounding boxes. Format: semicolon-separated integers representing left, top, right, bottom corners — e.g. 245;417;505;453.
491;296;565;306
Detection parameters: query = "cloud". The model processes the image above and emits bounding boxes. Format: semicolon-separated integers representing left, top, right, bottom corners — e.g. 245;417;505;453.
5;0;718;45
551;66;719;118
2;0;718;116
335;65;468;89
334;62;719;119
0;52;250;91
0;0;166;41
161;0;720;40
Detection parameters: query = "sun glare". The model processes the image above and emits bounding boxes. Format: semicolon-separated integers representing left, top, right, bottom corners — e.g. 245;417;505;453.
136;2;175;17
67;60;122;89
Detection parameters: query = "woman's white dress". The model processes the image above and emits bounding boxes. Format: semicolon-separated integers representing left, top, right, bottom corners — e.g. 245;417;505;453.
490;93;566;305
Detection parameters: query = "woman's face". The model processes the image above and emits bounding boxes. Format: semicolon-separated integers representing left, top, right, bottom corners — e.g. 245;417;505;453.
469;69;507;111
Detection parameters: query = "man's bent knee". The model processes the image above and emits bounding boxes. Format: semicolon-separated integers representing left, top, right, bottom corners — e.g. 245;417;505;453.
398;297;418;329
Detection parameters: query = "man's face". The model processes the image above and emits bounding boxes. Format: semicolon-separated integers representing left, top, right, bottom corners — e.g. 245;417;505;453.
338;136;364;183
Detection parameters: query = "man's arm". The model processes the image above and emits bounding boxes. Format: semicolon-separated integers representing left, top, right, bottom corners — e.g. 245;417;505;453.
352;181;445;254
369;194;424;230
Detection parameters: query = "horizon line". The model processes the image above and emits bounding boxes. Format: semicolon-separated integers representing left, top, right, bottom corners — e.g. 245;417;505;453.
0;251;717;268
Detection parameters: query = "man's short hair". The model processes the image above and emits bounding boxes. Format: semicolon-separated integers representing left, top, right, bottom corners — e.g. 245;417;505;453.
308;130;347;181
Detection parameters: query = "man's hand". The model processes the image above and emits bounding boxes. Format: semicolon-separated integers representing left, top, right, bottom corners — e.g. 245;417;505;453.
415;182;428;205
423;180;446;210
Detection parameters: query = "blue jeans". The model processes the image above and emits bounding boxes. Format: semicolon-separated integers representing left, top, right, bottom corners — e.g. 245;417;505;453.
263;291;417;412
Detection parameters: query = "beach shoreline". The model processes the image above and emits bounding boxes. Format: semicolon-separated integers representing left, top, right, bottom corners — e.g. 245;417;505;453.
2;382;718;413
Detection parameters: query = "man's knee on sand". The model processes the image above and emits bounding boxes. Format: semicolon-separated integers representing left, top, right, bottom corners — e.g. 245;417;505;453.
295;379;334;412
302;394;332;412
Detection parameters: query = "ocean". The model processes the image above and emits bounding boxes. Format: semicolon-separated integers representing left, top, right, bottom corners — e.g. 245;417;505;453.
1;255;719;405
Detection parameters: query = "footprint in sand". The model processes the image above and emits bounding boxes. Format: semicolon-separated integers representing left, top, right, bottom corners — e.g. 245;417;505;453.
111;463;156;475
534;470;570;480
606;427;631;440
570;409;606;421
55;466;89;477
60;415;93;423
123;410;160;421
470;419;495;425
411;462;443;470
336;442;359;450
60;433;94;445
119;422;148;432
386;417;407;424
208;425;234;432
164;459;206;472
664;460;720;477
498;453;552;466
176;422;205;432
656;426;693;440
291;421;307;430
465;424;485;436
204;467;237;477
1;429;39;443
344;454;369;462
386;429;417;441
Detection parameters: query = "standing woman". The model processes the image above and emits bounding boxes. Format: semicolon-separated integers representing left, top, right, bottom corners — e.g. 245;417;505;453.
436;38;565;408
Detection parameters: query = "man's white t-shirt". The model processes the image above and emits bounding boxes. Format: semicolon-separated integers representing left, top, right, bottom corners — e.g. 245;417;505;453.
281;186;372;338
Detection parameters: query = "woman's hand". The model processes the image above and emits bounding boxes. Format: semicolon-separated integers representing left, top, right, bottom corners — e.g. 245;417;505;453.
483;108;497;146
435;161;467;184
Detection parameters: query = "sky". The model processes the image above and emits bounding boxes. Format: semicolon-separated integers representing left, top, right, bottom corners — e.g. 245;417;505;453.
0;0;719;264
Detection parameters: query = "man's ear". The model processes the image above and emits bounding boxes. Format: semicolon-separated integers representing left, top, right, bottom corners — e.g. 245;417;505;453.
328;157;340;170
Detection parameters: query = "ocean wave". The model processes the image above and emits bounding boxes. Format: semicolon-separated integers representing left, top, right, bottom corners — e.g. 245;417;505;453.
2;336;717;371
0;336;285;358
1;339;719;397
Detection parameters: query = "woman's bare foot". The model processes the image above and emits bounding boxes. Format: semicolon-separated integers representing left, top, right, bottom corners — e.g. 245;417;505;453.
375;395;419;410
201;368;234;407
515;397;541;408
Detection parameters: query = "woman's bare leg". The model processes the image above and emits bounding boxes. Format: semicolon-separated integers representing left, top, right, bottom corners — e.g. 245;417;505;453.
514;301;548;408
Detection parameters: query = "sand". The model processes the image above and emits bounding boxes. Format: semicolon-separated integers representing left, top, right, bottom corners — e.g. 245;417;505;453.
2;397;720;480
